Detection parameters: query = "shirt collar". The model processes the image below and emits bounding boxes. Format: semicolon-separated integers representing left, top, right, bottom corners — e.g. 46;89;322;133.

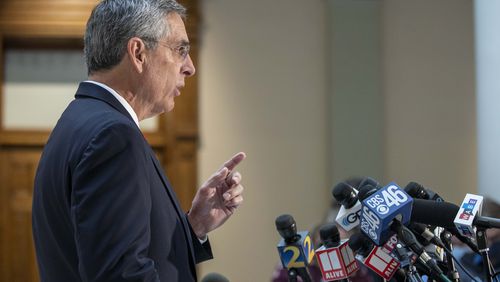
84;80;140;127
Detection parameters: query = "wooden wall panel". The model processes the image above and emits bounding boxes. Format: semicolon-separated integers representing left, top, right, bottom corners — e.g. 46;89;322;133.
166;140;198;211
0;36;3;134
0;0;98;38
0;149;41;282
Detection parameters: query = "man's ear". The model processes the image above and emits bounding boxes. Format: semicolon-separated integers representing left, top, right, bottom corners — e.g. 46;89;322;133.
127;37;148;73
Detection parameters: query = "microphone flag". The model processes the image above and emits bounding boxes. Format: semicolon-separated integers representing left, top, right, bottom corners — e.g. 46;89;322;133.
315;239;359;281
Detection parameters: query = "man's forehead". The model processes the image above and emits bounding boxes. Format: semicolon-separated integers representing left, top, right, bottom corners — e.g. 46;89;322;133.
166;13;188;42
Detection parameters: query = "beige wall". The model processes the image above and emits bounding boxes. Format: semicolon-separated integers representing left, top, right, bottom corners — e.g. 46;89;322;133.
381;0;476;204
198;0;477;279
328;0;384;186
198;0;329;280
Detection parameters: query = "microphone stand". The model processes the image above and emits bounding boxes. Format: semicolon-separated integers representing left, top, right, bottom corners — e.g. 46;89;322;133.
440;231;460;282
406;264;425;282
476;227;493;282
287;267;312;282
395;242;424;282
296;268;312;282
287;268;298;282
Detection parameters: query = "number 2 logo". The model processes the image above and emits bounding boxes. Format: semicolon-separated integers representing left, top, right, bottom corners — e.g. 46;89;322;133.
283;246;304;268
282;235;315;268
303;235;315;263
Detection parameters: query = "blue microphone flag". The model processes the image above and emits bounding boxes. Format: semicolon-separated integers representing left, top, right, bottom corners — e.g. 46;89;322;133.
360;182;413;245
277;231;315;269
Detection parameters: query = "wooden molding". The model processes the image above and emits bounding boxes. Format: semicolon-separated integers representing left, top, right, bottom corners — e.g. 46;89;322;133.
0;0;97;38
0;36;3;134
0;130;168;148
0;131;49;147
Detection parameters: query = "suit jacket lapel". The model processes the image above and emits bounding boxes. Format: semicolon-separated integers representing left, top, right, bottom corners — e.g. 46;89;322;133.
147;149;198;268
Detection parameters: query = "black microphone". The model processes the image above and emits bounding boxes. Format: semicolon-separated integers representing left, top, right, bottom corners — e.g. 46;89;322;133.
275;214;313;282
408;222;445;248
406;184;481;254
332;182;363;231
348;233;374;257
201;273;230;282
356;184;379;201
332;182;358;208
357;177;381;190
391;220;447;281
413;197;500;229
319;223;341;248
408;222;447;264
405;181;444;202
276;214;300;243
348;232;404;281
315;223;359;281
411;199;479;253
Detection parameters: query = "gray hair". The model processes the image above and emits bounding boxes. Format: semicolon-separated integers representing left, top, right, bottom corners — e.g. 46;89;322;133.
84;0;186;75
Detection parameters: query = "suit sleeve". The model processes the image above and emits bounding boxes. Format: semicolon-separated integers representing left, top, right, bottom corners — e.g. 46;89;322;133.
71;122;159;282
187;218;214;263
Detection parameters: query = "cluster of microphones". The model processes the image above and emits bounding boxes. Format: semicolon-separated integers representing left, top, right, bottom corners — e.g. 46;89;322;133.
275;177;500;282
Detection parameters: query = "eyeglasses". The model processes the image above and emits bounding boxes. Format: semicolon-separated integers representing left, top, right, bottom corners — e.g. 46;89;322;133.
156;41;191;60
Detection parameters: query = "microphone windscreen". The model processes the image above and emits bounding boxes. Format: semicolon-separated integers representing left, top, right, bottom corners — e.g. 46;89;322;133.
332;182;352;202
332;182;357;207
201;273;230;282
275;214;295;230
404;182;428;199
357;184;378;201
319;223;340;246
411;199;459;229
348;233;372;253
358;177;379;189
409;222;428;234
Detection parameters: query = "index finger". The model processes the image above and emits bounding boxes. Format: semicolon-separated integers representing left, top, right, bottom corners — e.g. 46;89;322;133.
221;152;246;171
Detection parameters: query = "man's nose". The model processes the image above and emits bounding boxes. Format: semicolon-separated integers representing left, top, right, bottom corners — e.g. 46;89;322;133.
182;54;195;76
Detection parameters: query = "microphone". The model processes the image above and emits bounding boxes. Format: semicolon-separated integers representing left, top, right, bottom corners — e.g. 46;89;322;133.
413;197;500;231
411;199;480;253
408;222;445;248
452;194;498;282
357;177;381;190
359;182;413;245
348;232;402;281
409;222;446;262
332;182;362;231
405;181;444;202
315;223;359;281
275;214;314;282
404;183;481;253
391;220;447;281
453;193;484;237
358;183;449;277
357;184;379;202
201;273;230;282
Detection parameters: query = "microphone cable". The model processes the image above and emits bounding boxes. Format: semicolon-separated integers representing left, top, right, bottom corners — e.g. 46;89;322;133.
440;244;483;282
488;260;500;282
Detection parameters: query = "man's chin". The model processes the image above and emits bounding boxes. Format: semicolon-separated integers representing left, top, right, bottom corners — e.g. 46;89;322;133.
166;103;175;112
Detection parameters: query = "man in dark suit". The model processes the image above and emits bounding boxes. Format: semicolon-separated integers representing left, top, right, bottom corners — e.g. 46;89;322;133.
32;1;246;281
